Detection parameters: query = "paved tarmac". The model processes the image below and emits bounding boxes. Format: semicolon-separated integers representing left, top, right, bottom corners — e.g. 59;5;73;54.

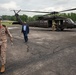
1;26;76;75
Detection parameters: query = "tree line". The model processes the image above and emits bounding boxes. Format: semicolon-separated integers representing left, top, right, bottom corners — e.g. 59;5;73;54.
2;13;76;22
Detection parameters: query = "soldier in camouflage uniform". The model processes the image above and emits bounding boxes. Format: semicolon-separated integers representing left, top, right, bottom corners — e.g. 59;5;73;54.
52;20;56;31
0;17;13;73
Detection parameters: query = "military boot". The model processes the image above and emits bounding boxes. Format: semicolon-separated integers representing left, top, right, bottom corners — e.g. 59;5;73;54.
0;65;5;73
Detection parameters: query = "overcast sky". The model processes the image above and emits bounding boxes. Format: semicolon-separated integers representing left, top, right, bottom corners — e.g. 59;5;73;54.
0;0;76;16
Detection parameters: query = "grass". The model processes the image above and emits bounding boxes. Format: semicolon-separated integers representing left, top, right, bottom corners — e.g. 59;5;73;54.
1;21;14;26
1;20;21;27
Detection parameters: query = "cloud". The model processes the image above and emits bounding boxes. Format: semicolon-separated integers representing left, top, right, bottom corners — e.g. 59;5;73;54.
0;0;76;16
39;7;64;12
0;1;20;10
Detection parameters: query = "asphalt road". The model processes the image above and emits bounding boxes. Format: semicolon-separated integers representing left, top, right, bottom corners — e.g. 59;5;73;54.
1;26;76;75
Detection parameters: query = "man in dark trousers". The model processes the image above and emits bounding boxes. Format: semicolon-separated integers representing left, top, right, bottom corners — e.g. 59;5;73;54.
21;22;29;42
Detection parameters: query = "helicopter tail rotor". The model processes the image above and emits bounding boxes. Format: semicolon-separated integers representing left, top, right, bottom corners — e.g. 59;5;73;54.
10;9;21;14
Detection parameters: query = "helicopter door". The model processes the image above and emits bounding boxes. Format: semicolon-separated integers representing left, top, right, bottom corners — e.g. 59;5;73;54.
48;20;52;27
60;20;63;25
55;20;64;31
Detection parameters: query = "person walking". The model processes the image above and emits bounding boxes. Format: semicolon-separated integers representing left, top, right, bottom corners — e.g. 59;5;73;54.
0;17;13;73
21;22;29;42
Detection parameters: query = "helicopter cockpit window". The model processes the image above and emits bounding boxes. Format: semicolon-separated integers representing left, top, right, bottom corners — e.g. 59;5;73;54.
67;18;74;23
69;18;74;23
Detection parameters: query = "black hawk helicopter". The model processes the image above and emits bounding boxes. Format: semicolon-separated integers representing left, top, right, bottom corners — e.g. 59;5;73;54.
12;8;76;31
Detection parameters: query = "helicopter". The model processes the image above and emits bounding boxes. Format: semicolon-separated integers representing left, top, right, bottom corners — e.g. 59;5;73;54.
12;8;76;31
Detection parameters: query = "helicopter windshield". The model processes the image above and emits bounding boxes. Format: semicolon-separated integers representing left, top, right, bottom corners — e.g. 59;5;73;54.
67;18;74;23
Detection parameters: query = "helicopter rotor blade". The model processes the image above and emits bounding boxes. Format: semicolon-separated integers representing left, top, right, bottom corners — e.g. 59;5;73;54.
17;10;21;14
60;8;76;12
10;10;21;14
13;10;16;14
12;7;76;14
14;10;60;16
10;10;17;14
12;7;76;16
14;10;51;13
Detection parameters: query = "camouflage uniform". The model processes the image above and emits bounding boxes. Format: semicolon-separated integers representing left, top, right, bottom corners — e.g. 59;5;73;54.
52;21;56;31
0;25;12;65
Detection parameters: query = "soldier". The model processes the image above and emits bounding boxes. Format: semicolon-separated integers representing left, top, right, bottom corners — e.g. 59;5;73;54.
0;17;13;73
52;20;56;31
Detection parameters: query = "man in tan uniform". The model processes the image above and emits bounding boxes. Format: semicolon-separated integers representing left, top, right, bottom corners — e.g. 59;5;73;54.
0;17;13;73
52;20;56;31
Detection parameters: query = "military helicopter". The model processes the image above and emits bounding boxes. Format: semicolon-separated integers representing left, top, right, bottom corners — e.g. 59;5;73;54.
13;8;76;31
